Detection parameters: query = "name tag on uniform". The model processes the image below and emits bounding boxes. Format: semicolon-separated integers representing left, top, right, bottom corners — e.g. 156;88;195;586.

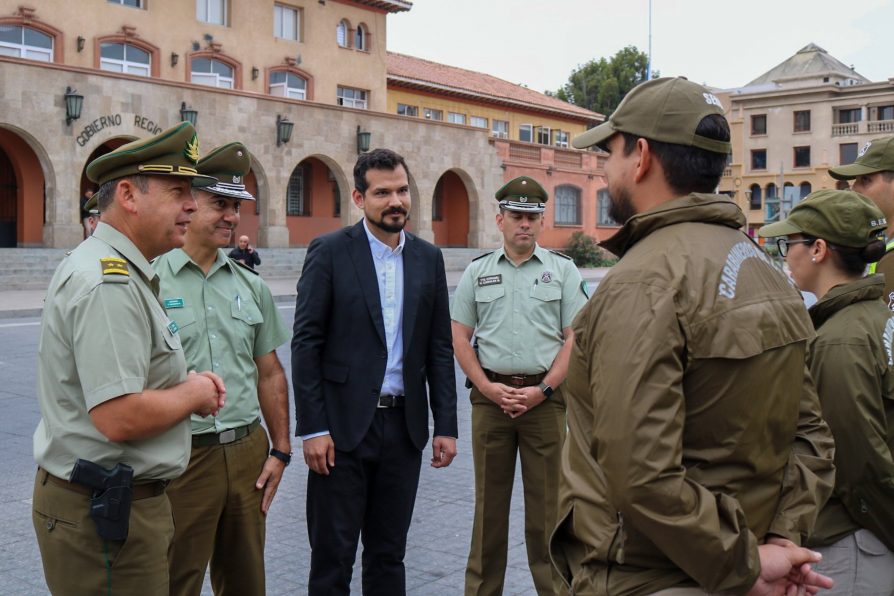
164;298;184;309
167;320;180;335
478;274;502;287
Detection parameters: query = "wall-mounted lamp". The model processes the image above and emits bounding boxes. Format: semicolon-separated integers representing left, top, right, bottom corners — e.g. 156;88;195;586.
251;66;259;81
76;36;85;53
546;166;554;176
171;52;179;67
64;86;84;126
180;102;198;127
356;125;371;154
277;115;294;147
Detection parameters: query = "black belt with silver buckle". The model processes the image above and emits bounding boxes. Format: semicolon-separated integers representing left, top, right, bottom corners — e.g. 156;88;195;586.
192;417;261;447
377;394;405;408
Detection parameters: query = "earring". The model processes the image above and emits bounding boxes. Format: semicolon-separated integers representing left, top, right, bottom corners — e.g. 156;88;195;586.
811;257;816;263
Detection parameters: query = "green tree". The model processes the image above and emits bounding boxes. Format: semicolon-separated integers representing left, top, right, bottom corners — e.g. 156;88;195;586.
557;46;653;116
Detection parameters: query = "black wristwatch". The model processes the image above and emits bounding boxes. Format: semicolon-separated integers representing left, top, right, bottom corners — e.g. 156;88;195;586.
269;448;292;466
538;382;554;399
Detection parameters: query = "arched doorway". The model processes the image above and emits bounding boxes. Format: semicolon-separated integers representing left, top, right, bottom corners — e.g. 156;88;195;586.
286;156;347;246
0;127;46;247
432;170;469;247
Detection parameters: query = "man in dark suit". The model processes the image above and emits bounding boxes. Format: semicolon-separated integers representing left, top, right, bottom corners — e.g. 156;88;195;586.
292;148;458;595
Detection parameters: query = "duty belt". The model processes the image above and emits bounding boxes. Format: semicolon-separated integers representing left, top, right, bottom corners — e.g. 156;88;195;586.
39;468;167;500
192;417;261;447
483;369;547;388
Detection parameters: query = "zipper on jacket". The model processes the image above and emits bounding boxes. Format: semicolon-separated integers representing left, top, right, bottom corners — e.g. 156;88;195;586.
608;512;627;566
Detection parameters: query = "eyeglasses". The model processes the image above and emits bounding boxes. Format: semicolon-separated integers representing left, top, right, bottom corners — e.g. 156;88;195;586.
776;237;815;257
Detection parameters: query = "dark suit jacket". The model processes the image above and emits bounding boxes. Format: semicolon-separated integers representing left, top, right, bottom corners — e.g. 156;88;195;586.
291;221;457;452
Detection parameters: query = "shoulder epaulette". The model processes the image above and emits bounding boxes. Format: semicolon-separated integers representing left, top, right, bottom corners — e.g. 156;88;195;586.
231;258;260;275
472;251;494;262
549;249;573;260
100;257;129;283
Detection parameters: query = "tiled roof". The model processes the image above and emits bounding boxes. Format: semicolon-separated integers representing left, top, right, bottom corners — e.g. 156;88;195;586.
386;52;603;123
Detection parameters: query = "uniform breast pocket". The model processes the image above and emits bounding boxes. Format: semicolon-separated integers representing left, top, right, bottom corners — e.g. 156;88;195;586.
474;285;506;318
231;301;264;327
166;306;197;332
530;283;561;303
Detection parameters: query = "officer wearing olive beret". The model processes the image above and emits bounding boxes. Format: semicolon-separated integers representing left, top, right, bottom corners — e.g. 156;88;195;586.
154;142;291;595
451;175;587;595
32;122;226;596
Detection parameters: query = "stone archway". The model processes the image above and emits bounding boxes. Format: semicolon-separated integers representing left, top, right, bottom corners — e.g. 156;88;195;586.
432;169;474;247
285;154;350;246
0;124;52;247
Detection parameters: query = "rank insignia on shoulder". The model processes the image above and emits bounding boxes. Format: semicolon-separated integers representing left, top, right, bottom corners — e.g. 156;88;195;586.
549;249;572;260
100;257;129;281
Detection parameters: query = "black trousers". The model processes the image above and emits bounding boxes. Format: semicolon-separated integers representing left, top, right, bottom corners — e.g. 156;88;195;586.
307;408;423;595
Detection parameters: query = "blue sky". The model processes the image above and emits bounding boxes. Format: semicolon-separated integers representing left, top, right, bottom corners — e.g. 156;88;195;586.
388;0;894;93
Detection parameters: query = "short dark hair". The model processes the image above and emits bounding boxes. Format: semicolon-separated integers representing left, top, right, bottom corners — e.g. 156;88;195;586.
353;148;411;194
622;114;731;195
95;175;149;212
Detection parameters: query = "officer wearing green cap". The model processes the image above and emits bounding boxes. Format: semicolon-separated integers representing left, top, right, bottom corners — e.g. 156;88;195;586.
451;175;587;595
153;142;291;595
32;121;226;595
550;77;836;595
758;190;894;592
829;136;894;308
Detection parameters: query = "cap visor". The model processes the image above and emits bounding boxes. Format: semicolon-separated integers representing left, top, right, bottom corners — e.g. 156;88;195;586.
204;185;256;201
572;122;615;149
829;163;880;180
757;220;802;238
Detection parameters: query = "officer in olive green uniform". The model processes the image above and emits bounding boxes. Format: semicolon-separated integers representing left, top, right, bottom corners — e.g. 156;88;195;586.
759;191;894;593
154;143;291;596
32;122;226;596
452;176;587;596
830;136;894;309
550;78;836;595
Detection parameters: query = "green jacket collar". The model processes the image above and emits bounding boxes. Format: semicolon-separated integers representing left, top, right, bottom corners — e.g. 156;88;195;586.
600;193;746;258
164;247;231;277
809;276;885;329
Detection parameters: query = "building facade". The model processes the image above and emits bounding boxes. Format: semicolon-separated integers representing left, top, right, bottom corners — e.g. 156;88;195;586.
718;44;894;236
0;0;611;251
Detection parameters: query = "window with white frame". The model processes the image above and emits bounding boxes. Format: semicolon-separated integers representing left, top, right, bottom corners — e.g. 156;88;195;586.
286;165;310;216
397;104;418;117
337;86;367;109
0;25;53;61
536;126;551;145
269;71;306;100
519;124;533;143
554;130;569;148
597;188;617;226
555;185;582;225
100;42;150;76
191;57;234;88
197;0;227;25
424;108;443;121
274;4;300;41
470;116;487;129
107;0;141;7
336;20;349;47
354;24;367;50
448;112;465;125
492;120;508;138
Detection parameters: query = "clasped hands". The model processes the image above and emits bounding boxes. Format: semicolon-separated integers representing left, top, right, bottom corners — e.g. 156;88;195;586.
482;382;545;418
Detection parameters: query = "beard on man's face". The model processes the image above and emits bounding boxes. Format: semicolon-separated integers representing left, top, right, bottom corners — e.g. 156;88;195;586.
608;186;636;225
368;206;409;234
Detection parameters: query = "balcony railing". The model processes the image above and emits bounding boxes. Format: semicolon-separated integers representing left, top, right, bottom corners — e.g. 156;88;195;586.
832;120;894;136
554;149;582;168
508;143;541;162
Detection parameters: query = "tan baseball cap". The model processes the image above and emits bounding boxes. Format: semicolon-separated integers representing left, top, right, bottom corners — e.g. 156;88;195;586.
829;136;894;180
572;77;730;154
758;189;886;248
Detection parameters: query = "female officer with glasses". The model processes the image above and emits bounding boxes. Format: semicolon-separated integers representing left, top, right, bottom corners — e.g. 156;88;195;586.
759;189;894;595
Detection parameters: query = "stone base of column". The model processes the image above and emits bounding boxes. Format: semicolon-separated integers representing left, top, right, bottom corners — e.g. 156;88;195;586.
258;225;290;248
43;224;85;248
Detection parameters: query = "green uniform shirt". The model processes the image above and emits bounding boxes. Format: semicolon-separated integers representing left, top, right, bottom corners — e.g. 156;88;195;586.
33;222;190;481
451;244;587;374
154;249;290;434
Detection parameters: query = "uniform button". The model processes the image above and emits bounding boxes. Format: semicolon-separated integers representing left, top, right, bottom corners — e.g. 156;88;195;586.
210;334;216;339
207;306;213;311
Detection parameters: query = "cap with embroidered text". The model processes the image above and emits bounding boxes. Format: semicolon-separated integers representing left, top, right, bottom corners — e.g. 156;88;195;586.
829;136;894;180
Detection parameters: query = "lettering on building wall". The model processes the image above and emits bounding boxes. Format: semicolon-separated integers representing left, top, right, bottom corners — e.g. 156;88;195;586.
75;114;163;147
